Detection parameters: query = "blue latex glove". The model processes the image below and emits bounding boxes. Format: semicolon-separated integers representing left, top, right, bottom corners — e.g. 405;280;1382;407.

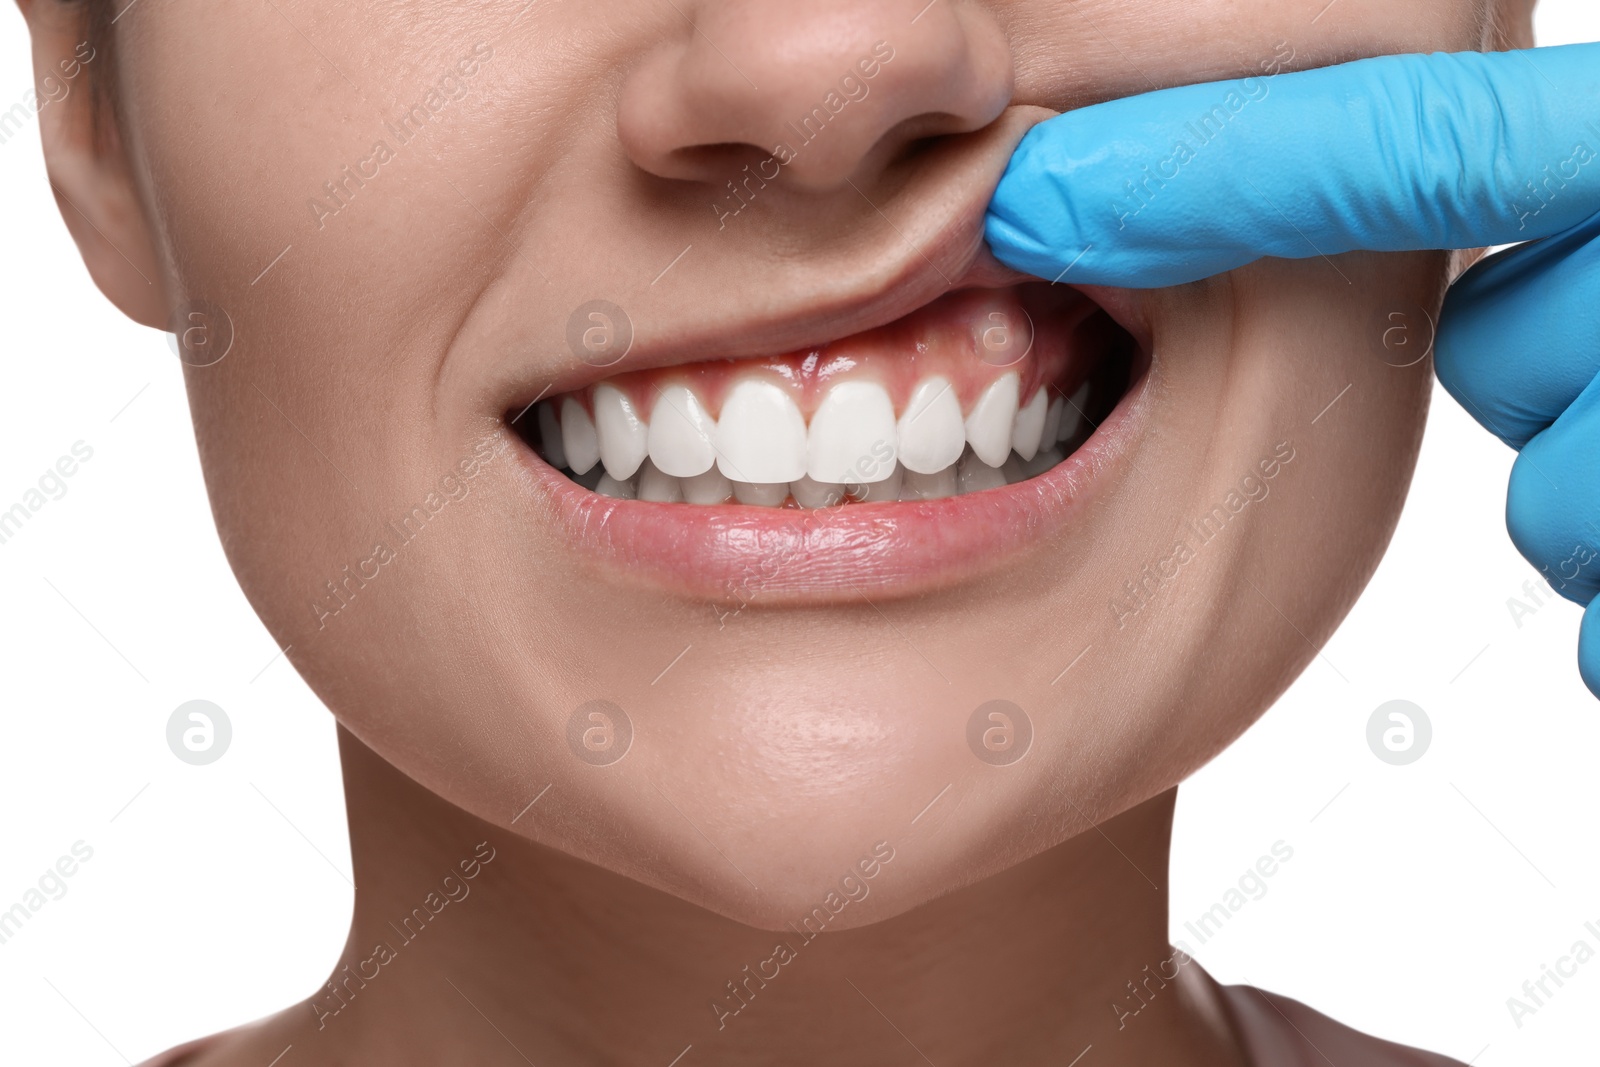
985;43;1600;695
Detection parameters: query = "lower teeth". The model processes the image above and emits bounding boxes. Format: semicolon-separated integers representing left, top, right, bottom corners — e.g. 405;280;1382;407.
565;446;1074;504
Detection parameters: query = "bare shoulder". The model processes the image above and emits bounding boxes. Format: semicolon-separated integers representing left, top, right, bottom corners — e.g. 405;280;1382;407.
1217;981;1467;1066
135;1006;313;1067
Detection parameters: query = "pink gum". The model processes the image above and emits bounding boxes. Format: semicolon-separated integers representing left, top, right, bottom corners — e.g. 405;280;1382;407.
566;287;1110;419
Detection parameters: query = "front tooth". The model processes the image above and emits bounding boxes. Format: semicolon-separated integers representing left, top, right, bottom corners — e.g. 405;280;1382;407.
808;381;897;484
732;480;789;506
537;402;567;468
560;397;600;475
957;448;1007;495
849;462;902;503
595;472;636;499
1011;388;1048;461
1001;454;1030;484
896;377;965;475
594;384;649;480
965;373;1019;467
648;385;716;477
637;459;683;502
1058;381;1090;443
790;475;845;509
1041;396;1064;448
900;464;957;500
717;379;807;484
681;468;734;504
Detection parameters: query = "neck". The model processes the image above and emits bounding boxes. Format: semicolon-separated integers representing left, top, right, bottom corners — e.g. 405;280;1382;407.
279;728;1244;1066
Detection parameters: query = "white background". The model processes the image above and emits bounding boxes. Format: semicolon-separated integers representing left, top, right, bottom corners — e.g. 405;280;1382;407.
1;5;1596;1065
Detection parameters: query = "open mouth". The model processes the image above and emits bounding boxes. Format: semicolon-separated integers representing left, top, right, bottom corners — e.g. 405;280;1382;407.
510;284;1135;508
503;280;1147;600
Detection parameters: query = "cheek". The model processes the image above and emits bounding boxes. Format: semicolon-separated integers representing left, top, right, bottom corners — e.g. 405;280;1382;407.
1010;0;1493;108
1091;250;1439;794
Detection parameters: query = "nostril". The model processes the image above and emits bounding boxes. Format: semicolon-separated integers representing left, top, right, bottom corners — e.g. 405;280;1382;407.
615;4;1014;194
885;111;992;148
663;143;773;184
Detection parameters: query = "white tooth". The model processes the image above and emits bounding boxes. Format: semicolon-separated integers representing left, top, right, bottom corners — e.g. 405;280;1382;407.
637;459;683;502
1058;382;1090;443
594;384;649;480
1001;454;1030;485
732;480;789;507
681;468;734;504
648;385;716;477
1011;388;1048;461
1025;447;1064;478
790;475;846;509
896;377;966;475
808;380;897;484
537;402;567;468
595;472;636;499
964;373;1019;467
560;397;600;475
849;462;902;503
1041;396;1064;448
717;379;807;484
957;448;1007;495
900;464;957;500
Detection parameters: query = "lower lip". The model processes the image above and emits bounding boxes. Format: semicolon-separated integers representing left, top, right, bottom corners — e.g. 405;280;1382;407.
515;351;1153;603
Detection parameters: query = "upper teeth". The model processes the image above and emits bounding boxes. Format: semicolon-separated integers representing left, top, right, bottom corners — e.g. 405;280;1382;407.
963;374;1020;468
647;385;717;478
897;378;965;474
548;373;1090;504
593;383;649;481
716;379;811;484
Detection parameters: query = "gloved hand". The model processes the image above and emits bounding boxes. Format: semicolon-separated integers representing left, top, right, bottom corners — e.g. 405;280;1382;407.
984;43;1600;695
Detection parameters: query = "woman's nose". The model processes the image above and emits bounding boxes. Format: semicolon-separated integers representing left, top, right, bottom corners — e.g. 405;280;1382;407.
617;0;1014;193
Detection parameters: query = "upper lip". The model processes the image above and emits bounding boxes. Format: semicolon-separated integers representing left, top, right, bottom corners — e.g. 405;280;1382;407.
500;105;1060;407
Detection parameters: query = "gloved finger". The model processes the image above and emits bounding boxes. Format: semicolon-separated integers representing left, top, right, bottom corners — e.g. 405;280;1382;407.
985;43;1600;288
1578;598;1600;698
1505;368;1600;608
1435;212;1600;450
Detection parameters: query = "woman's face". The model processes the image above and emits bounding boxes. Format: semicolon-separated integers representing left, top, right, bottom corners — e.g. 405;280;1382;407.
70;0;1513;926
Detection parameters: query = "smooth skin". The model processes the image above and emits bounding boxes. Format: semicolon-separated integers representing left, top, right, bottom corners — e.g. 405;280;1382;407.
19;0;1533;1064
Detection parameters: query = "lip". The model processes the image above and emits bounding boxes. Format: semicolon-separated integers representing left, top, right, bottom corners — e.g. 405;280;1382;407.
486;102;1153;601
511;333;1152;603
503;230;1043;413
478;105;1061;412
